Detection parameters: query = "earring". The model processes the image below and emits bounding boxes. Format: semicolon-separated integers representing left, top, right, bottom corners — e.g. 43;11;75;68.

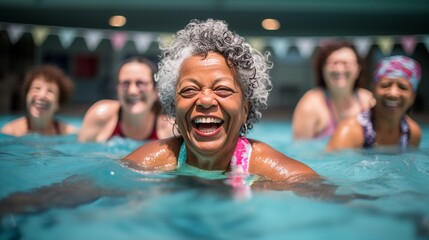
172;120;182;138
240;123;248;137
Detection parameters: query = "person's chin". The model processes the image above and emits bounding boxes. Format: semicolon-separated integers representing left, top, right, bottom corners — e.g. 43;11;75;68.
125;101;149;113
29;107;47;118
189;129;227;154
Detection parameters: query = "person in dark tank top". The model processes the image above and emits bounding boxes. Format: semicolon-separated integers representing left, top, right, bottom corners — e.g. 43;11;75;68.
78;57;175;142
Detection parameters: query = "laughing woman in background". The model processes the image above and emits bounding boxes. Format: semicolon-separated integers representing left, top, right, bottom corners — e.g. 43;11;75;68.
292;41;374;140
1;65;77;136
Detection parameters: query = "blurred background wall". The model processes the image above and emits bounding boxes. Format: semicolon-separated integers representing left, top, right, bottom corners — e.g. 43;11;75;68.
1;0;428;118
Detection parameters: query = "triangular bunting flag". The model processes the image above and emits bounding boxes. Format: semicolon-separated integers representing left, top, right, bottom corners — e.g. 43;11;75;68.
84;30;103;51
295;38;316;59
400;36;417;55
376;36;394;56
31;26;50;46
133;33;154;54
247;37;266;52
58;28;77;49
269;38;290;59
7;24;25;44
110;31;128;52
353;37;371;57
158;33;174;47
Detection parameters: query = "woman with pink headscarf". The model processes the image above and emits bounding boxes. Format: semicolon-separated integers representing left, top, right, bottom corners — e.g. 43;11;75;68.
326;56;422;151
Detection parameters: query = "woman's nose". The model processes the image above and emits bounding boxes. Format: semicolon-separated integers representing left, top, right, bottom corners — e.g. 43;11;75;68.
36;88;49;98
196;89;217;109
128;82;140;94
387;85;400;97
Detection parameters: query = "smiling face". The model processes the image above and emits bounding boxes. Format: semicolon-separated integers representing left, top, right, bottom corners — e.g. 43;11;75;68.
175;52;249;157
26;77;60;119
323;47;360;92
117;61;158;114
373;76;415;118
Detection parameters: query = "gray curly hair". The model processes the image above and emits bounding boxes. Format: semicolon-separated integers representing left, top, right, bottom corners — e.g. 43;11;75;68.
156;19;273;134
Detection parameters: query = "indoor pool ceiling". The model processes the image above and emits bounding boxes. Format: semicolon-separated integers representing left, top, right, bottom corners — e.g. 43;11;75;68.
0;0;428;37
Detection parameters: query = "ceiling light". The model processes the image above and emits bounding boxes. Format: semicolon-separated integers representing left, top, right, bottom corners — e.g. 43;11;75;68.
109;15;127;27
262;19;280;31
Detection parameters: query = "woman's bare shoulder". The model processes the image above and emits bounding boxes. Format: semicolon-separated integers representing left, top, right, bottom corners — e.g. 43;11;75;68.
59;122;79;135
299;88;325;103
294;88;326;115
248;139;319;181
83;100;120;122
406;116;422;146
1;117;27;136
357;88;375;107
122;137;182;171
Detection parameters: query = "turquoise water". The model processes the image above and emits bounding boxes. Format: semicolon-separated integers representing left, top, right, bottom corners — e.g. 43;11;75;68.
1;115;429;240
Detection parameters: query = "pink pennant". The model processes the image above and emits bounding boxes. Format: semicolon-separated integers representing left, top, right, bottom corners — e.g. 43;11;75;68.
110;32;128;51
400;36;417;55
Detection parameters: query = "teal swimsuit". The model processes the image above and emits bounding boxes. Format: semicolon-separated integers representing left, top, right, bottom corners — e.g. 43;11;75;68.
176;137;256;199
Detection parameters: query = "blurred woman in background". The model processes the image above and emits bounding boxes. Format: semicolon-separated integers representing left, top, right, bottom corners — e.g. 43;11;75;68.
1;65;76;136
292;41;374;140
78;57;174;142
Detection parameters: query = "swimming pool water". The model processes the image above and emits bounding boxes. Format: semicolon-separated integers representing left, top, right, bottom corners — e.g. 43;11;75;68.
1;116;429;240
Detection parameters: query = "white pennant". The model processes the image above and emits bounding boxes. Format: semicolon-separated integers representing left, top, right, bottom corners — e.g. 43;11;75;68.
84;30;103;51
7;24;25;44
58;28;77;49
295;38;316;59
353;37;371;57
133;33;154;53
269;38;290;59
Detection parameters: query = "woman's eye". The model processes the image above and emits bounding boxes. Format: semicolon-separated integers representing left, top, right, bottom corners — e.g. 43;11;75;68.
178;88;199;98
379;83;390;88
214;88;236;97
398;84;411;91
136;81;149;89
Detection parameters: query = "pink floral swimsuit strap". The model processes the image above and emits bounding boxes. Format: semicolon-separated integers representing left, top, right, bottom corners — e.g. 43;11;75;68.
230;137;252;175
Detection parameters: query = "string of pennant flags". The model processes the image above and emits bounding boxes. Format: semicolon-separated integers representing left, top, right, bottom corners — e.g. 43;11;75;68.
1;22;428;59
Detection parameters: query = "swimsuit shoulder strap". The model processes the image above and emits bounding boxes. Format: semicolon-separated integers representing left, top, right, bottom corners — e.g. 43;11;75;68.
399;117;410;148
147;111;159;140
315;90;337;138
358;109;376;148
109;108;124;138
230;137;252;174
177;140;187;169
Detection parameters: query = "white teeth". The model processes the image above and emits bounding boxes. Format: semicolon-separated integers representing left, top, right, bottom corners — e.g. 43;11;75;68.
193;117;222;124
384;100;399;107
34;100;48;109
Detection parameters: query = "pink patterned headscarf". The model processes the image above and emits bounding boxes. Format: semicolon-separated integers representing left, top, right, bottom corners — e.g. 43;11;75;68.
374;56;421;92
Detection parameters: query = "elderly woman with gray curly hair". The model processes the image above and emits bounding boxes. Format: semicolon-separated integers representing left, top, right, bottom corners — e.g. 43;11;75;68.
123;19;319;184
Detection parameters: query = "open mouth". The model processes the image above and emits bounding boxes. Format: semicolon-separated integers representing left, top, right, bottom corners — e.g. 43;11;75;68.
126;95;147;104
382;99;400;108
33;100;49;110
192;117;224;134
